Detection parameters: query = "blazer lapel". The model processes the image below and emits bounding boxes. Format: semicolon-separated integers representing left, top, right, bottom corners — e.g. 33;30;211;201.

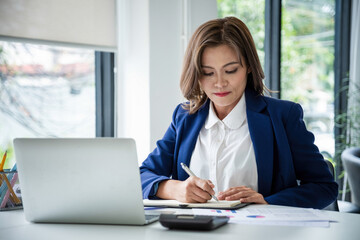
177;101;209;180
245;88;274;197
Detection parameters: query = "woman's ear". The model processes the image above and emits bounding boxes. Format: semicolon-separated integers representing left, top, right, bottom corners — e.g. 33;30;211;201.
247;67;252;73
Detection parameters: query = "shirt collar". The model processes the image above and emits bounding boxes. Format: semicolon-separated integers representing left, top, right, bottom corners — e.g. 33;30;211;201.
205;94;247;130
204;101;220;129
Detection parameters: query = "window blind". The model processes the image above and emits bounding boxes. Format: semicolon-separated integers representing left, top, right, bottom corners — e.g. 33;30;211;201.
0;0;116;51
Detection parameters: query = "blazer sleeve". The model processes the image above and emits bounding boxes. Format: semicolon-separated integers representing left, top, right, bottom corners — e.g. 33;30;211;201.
139;104;182;199
264;103;338;209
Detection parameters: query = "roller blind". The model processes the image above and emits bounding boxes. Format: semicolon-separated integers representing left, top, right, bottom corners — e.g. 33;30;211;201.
0;0;116;51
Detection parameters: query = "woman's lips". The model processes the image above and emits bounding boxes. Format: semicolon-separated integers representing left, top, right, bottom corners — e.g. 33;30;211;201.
214;92;230;97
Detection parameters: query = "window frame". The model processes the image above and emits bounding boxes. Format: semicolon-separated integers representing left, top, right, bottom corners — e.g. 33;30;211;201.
265;0;352;182
334;0;351;196
95;51;115;137
265;0;281;99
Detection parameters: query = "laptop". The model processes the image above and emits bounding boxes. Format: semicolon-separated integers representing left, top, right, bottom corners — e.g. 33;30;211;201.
13;138;159;225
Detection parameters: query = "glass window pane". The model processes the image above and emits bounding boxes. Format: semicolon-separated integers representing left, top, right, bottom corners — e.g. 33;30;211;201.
0;41;95;168
281;0;335;156
217;0;266;68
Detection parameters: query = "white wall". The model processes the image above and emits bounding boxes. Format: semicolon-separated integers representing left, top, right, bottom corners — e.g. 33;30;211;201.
116;0;217;163
149;0;184;155
116;0;151;163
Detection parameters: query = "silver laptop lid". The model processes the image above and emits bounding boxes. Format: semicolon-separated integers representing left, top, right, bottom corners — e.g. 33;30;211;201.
14;138;150;225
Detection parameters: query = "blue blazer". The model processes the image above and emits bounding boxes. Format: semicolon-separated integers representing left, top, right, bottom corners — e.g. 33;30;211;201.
140;88;338;209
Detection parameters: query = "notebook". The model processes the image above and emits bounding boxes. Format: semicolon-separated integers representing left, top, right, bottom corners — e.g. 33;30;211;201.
144;199;248;210
13;138;158;225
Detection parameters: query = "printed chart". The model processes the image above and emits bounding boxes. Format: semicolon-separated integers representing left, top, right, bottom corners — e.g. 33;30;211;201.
192;207;333;227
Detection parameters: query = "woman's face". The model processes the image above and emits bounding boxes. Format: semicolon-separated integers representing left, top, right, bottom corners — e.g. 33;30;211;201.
199;44;249;119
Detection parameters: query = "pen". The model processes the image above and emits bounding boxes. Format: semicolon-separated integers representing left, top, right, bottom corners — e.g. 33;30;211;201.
180;162;219;201
0;151;21;205
0;151;7;171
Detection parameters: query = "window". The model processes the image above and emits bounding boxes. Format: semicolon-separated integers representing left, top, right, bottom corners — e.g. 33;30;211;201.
217;0;266;68
281;0;335;156
217;0;335;156
0;41;96;168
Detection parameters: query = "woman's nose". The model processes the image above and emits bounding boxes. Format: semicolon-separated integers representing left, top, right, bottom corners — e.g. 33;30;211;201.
214;74;228;88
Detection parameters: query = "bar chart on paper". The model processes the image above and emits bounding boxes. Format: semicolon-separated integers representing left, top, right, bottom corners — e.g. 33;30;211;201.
192;207;334;227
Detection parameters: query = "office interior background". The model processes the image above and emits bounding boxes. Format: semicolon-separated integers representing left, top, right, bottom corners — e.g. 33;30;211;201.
0;0;359;202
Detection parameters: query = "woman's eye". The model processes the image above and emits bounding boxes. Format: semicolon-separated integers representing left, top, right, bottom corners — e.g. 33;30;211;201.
203;72;214;76
225;68;238;74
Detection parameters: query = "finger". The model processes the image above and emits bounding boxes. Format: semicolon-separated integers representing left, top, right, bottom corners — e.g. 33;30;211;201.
185;178;213;201
224;192;244;201
218;187;245;199
207;180;215;189
182;185;210;203
194;178;215;196
223;189;255;200
193;186;213;201
240;194;267;204
192;188;212;202
187;192;209;203
222;186;248;194
185;184;212;202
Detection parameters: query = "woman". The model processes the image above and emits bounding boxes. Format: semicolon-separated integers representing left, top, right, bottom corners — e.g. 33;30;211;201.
140;17;338;209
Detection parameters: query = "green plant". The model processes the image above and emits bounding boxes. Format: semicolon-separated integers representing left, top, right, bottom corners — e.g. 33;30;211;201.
335;78;360;151
334;78;360;197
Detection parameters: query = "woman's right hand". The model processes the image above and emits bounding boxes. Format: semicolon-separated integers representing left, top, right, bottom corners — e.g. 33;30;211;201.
156;177;215;203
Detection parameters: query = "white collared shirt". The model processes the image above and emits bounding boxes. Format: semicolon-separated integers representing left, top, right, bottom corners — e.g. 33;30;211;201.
189;95;258;194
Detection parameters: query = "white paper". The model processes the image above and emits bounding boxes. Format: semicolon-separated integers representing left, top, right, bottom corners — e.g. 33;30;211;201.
229;219;330;227
192;207;332;227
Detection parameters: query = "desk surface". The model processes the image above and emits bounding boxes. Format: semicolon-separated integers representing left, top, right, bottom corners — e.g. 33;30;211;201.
1;205;360;240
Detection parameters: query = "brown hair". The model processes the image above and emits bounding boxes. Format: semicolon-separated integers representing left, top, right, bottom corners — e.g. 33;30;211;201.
180;16;266;114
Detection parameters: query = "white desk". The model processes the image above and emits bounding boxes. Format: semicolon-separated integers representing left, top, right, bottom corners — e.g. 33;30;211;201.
1;205;360;240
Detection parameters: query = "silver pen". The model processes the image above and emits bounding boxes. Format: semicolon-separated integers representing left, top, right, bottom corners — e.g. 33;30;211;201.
180;162;219;201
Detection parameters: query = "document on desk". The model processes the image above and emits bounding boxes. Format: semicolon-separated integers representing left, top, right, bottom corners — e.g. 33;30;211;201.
143;199;247;209
192;207;334;227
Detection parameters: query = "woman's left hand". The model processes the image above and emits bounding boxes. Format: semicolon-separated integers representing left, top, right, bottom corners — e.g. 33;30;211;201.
217;186;268;204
